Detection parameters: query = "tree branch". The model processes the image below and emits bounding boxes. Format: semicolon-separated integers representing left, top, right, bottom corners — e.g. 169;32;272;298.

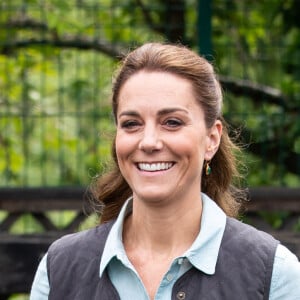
247;140;299;175
0;37;124;58
1;36;293;111
219;75;288;109
4;18;48;30
135;0;186;43
135;0;157;31
235;126;299;175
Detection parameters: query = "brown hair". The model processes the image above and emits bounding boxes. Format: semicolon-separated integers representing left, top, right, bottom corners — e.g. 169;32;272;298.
91;43;245;223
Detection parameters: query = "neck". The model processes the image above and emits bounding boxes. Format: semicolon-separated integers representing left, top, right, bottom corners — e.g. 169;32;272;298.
123;193;203;257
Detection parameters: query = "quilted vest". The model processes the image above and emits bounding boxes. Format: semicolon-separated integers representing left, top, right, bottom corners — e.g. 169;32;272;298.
47;217;278;300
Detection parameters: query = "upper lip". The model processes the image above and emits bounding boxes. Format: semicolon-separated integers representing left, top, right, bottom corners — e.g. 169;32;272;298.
135;161;175;165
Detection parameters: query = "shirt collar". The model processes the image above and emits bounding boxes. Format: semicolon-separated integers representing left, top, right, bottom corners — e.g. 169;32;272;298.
183;193;226;275
99;193;226;277
99;197;133;277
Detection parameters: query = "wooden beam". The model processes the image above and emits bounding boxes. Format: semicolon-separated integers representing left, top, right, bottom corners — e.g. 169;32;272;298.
247;187;300;212
0;212;22;232
0;187;89;212
1;186;299;212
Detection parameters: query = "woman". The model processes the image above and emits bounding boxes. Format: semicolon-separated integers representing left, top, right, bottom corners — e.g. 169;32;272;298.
30;43;300;300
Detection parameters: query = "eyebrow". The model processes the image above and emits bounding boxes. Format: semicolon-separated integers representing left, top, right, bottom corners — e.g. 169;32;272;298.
157;108;189;116
118;110;140;119
118;107;189;119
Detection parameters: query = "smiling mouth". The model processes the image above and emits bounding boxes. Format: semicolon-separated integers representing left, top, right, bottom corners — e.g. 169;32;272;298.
137;162;174;172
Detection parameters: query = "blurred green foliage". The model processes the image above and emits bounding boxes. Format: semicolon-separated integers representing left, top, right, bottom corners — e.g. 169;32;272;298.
0;0;299;189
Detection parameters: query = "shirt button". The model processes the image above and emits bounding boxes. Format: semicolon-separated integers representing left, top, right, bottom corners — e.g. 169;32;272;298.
176;291;186;299
166;273;173;281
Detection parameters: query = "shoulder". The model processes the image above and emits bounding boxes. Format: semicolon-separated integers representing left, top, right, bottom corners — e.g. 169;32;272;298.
221;217;279;276
215;218;279;298
224;217;278;247
46;220;115;284
48;221;115;262
270;244;300;299
274;243;299;265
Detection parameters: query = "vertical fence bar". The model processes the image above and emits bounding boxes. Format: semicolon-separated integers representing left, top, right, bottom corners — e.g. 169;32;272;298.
197;0;212;60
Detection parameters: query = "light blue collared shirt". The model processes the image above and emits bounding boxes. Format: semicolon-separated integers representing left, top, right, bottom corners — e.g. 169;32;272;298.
100;194;225;299
30;194;300;299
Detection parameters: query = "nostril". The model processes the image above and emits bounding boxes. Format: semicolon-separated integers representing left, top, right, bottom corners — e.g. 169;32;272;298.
138;136;163;153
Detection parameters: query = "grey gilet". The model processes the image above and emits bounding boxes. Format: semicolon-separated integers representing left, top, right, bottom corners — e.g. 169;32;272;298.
47;217;278;300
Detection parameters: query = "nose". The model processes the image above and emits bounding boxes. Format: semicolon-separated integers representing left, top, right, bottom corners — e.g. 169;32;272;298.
138;124;163;153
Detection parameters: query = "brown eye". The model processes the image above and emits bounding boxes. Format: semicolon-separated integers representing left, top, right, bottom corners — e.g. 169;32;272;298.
120;120;141;130
164;118;183;128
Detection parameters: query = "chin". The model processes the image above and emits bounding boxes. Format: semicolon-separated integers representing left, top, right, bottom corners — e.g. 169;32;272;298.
133;189;176;205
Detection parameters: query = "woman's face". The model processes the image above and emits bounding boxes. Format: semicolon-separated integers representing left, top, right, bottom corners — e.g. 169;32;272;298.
115;71;221;205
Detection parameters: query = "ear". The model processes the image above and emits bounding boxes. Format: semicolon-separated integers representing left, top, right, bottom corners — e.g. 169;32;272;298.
205;120;222;161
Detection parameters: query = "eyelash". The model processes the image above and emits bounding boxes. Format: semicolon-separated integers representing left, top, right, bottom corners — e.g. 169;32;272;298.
119;118;184;131
164;118;183;128
120;120;140;129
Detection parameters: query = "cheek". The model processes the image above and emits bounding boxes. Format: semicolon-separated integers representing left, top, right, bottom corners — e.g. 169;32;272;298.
175;133;207;156
115;132;134;161
115;136;128;177
115;134;125;161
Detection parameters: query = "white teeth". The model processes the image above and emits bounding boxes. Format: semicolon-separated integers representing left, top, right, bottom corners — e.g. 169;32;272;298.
138;162;173;172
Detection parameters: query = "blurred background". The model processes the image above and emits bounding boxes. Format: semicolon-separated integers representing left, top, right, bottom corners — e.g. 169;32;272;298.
0;0;299;299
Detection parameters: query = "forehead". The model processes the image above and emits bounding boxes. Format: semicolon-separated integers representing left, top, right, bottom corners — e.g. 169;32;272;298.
118;71;198;112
